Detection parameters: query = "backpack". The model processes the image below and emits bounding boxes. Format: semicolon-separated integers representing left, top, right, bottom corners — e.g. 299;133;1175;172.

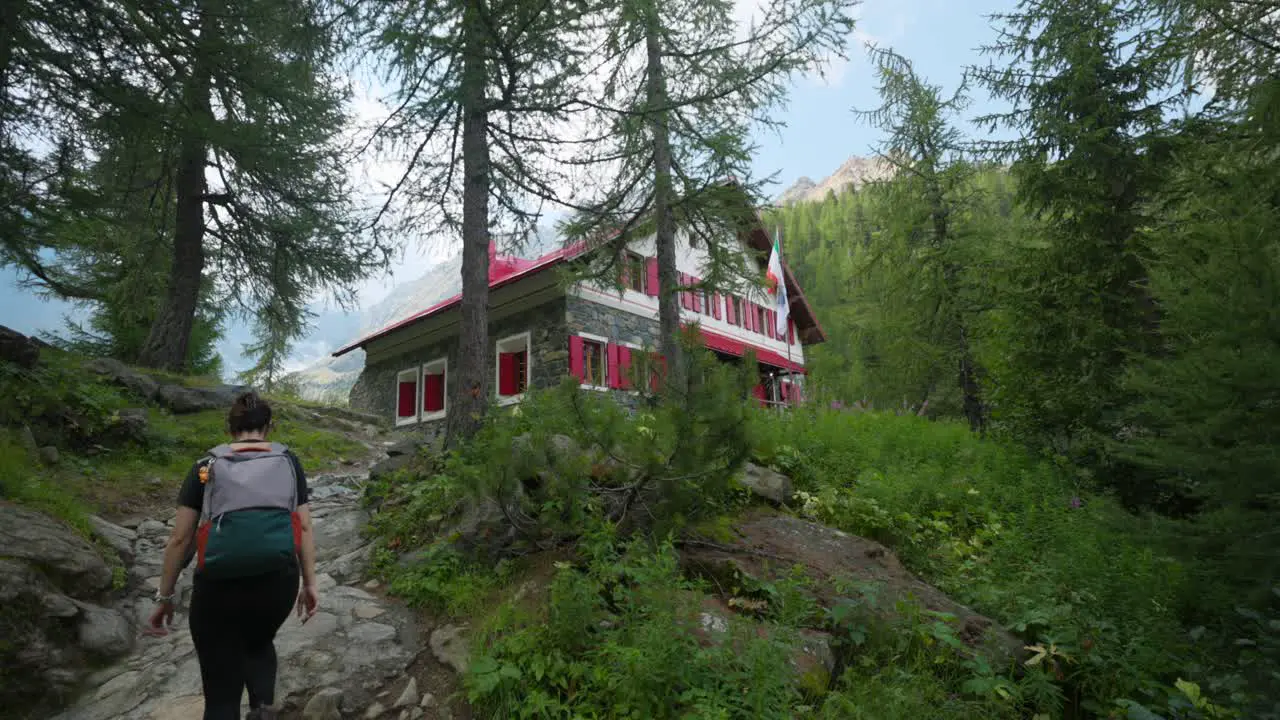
189;442;302;580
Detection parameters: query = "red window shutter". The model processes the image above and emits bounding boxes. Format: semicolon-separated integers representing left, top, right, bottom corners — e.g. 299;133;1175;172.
788;319;796;345
744;303;754;332
752;384;767;408
607;343;621;389
692;278;702;313
726;297;736;325
766;310;776;339
569;335;585;382
712;293;722;320
645;258;659;297
650;353;666;392
618;347;632;390
397;379;416;418
498;352;517;395
679;274;690;309
423;373;444;412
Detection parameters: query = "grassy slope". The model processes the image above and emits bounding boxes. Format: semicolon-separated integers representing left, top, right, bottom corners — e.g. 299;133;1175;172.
0;349;369;532
753;408;1227;717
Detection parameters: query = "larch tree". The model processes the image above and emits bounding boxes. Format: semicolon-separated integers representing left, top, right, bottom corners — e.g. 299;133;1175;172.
854;47;987;431
348;0;589;445
4;0;393;375
555;0;858;395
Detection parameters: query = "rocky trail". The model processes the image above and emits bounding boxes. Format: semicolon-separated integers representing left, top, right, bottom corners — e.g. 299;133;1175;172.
42;435;469;720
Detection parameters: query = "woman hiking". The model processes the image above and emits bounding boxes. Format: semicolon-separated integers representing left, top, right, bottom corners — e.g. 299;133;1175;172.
148;391;320;720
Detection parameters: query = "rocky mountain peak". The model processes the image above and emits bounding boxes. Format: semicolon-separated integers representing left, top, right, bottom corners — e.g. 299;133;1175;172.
775;155;894;206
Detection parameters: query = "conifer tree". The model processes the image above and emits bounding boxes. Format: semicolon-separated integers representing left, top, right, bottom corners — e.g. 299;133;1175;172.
348;0;588;444
4;0;392;375
556;0;857;392
854;47;987;430
970;0;1188;454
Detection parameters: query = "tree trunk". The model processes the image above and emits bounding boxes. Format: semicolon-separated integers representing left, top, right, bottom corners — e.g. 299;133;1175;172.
929;176;986;433
0;1;17;104
137;4;212;372
445;2;491;447
644;11;684;395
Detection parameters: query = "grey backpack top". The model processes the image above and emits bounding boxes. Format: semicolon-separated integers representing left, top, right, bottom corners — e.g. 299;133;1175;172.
199;442;299;522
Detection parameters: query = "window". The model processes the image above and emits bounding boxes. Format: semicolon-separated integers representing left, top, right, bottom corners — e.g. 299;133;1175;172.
622;251;647;294
570;333;609;389
730;296;743;326
496;332;531;404
421;358;447;420
584;339;605;387
613;343;638;391
757;305;768;335
395;368;419;426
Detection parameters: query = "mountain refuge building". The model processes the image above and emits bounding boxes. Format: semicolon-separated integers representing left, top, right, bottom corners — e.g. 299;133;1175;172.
332;185;825;438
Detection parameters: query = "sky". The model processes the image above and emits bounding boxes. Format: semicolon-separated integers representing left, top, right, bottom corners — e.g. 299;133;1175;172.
0;0;1018;379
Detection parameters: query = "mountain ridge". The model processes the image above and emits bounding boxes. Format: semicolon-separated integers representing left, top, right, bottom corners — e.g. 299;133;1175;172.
775;155;893;206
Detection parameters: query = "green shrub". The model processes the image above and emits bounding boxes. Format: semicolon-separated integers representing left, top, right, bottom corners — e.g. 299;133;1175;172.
433;332;759;544
465;524;805;718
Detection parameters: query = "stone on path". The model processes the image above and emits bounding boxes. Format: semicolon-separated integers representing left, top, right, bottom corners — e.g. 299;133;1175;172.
394;678;419;708
303;687;344;720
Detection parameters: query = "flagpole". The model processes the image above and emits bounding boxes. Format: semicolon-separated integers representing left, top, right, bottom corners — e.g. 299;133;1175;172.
778;224;793;408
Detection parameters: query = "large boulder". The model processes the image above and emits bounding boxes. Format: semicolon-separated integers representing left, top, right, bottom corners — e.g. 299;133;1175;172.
154;382;252;414
97;408;150;447
0;510;135;712
0;505;114;594
83;357;160;400
84;357;251;413
679;510;1025;664
738;462;794;506
0;324;41;368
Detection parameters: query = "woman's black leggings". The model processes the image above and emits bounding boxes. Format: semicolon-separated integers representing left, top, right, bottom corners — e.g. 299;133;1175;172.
189;564;299;719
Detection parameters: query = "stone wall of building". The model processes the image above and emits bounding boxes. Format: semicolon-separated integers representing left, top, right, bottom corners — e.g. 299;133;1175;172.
564;295;664;412
565;295;661;349
349;297;569;428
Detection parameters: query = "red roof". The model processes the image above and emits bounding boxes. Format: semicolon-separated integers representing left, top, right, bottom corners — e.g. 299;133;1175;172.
695;327;806;373
332;182;822;357
331;241;585;357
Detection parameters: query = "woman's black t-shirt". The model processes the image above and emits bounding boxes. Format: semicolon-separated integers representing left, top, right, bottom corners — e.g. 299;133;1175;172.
176;448;310;512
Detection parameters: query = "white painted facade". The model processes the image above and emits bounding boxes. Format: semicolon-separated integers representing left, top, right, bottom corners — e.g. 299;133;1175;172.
572;229;806;368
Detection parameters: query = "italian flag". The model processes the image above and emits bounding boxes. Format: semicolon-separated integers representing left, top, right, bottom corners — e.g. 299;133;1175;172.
765;235;790;337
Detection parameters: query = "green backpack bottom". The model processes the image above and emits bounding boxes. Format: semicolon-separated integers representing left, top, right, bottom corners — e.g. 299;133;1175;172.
196;509;302;580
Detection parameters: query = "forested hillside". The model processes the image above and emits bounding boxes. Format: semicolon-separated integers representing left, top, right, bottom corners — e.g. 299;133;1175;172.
760;8;1280;713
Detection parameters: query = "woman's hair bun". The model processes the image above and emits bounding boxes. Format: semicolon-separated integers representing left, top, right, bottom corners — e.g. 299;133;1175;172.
228;391;272;433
